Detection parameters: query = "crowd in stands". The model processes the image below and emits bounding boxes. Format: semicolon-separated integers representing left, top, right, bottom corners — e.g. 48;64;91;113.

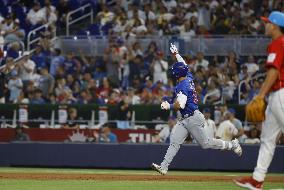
83;0;284;37
0;38;265;106
0;0;283;143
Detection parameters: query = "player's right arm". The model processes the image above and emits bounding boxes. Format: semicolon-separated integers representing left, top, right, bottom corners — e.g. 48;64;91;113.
161;91;187;111
170;43;187;65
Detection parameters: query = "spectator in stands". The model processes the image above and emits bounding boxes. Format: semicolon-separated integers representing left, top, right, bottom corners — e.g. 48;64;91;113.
222;75;236;103
179;20;196;41
240;3;254;18
7;70;23;103
216;116;238;141
63;108;79;128
154;116;176;143
247;79;261;101
205;80;221;104
38;67;54;98
244;55;259;75
26;2;44;26
127;87;140;105
12;126;30;142
2;14;25;43
18;51;36;85
98;125;117;143
30;89;46;104
151;51;168;84
97;4;115;26
16;91;29;104
239;65;249;81
227;108;244;139
55;77;70;98
203;108;216;139
6;42;21;59
194;51;209;71
116;92;131;129
77;89;93;104
50;48;65;76
31;45;48;70
63;51;81;75
57;0;71;24
38;30;53;52
40;0;57;24
243;127;260;144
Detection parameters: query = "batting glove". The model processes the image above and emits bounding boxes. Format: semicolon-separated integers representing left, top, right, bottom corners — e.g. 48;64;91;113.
161;101;170;110
170;43;179;54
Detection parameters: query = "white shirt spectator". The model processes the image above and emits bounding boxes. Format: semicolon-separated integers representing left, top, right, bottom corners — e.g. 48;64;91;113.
153;58;168;84
19;59;36;81
245;62;259;75
127;10;146;20
222;80;236;100
244;137;260;144
27;8;44;25
31;73;41;88
40;6;57;23
160;12;175;22
145;10;156;21
162;0;177;11
240;8;254;18
216;120;238;141
8;76;23;102
209;0;219;10
185;11;198;20
204;118;216;139
194;59;209;71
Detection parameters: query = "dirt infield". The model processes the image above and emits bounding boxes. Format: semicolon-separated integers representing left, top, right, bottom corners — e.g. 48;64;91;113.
0;172;283;182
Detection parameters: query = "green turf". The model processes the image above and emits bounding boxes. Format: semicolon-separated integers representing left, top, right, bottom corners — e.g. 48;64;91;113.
0;168;283;190
0;180;284;190
0;167;283;177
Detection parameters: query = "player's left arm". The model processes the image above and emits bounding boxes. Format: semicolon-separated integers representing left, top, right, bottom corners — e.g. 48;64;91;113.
170;43;187;65
258;68;279;98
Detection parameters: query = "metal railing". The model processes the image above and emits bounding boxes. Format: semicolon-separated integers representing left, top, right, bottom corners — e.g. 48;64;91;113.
27;22;57;51
58;35;271;56
238;73;266;104
0;110;166;129
203;90;224;105
66;3;93;36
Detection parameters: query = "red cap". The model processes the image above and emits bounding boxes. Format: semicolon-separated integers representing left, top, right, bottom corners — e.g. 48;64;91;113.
260;16;271;23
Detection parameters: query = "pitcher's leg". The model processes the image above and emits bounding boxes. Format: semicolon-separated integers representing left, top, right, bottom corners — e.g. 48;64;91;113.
253;104;281;182
160;121;189;171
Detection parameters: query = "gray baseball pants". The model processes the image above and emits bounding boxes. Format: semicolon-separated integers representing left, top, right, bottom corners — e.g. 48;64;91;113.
160;110;231;170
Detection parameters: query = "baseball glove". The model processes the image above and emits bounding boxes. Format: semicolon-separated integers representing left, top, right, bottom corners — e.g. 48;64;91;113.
245;96;266;122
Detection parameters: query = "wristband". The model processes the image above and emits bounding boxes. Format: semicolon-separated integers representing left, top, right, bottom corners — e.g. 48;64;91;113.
170;104;174;110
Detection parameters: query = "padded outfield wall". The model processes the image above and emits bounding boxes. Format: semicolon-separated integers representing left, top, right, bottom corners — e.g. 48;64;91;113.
0;143;283;172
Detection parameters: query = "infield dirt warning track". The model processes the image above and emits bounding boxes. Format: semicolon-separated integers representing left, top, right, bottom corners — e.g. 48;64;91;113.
0;172;283;182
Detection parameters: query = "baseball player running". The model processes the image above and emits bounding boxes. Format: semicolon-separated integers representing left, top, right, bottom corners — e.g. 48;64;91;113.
234;11;284;190
151;43;242;175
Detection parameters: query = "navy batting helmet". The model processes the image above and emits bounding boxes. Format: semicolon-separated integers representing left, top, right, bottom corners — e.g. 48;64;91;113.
170;62;189;79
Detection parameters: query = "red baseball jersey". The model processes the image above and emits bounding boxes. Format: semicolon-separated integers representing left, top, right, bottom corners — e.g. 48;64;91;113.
265;35;284;91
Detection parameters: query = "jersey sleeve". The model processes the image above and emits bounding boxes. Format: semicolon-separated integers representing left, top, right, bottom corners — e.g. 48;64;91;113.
176;91;187;109
266;44;284;70
175;53;187;65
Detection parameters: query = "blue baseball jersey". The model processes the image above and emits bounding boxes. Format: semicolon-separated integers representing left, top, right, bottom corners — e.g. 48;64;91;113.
173;72;198;117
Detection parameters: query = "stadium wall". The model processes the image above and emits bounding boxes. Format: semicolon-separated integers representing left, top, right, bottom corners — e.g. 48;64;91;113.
0;143;283;172
0;104;246;123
